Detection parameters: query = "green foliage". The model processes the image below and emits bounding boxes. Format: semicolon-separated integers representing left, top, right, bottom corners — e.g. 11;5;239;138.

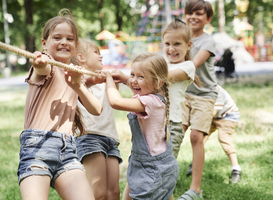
0;0;142;54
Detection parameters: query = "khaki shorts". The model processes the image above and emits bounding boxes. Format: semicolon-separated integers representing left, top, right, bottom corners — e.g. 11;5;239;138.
208;118;237;155
181;93;215;134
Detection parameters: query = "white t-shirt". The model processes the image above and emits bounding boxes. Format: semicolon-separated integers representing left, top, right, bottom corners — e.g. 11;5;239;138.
76;83;120;143
214;85;240;122
168;61;195;122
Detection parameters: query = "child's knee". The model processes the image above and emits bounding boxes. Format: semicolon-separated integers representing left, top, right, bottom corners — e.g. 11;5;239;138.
190;130;204;145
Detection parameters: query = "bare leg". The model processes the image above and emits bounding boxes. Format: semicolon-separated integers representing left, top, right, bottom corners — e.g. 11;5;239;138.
54;169;95;200
122;183;132;200
20;175;51;200
82;153;107;199
228;153;239;167
189;129;205;194
106;156;120;200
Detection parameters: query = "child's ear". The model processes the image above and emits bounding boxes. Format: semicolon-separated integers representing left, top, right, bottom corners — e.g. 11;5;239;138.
77;53;86;63
207;16;212;24
187;41;192;51
42;39;47;50
155;80;164;90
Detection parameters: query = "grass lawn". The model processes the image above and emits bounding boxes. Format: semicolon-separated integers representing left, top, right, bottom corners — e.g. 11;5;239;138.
0;81;273;200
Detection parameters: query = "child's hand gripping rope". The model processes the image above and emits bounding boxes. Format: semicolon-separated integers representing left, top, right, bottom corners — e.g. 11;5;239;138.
0;41;98;77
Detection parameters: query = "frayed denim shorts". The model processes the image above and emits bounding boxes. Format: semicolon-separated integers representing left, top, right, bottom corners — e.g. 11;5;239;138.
75;134;122;164
17;129;84;188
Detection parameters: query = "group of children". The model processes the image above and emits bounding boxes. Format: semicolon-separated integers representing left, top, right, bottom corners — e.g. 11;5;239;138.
17;0;242;199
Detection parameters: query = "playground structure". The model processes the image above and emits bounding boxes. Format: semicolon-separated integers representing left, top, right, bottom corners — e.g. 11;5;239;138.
98;0;189;68
98;0;273;69
128;0;188;59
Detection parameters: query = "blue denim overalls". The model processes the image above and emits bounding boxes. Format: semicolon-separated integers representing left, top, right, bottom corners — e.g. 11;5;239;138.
127;94;179;200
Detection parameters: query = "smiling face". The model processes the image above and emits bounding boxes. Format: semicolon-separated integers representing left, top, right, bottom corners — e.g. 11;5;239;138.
42;22;77;64
185;8;211;37
129;61;157;96
163;30;191;64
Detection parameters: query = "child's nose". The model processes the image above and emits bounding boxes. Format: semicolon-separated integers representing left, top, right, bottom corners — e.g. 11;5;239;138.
169;46;175;51
61;38;68;45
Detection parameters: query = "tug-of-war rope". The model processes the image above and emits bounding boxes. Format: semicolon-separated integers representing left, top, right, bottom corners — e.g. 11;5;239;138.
0;41;98;77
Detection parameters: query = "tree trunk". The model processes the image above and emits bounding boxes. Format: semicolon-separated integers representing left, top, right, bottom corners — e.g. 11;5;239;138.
217;0;225;32
24;0;35;71
115;0;122;31
98;0;104;46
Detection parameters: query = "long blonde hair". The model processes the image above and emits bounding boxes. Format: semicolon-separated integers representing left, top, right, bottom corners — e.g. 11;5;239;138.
132;53;171;141
162;18;203;88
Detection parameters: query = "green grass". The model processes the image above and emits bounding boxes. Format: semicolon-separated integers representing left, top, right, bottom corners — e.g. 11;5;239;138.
1;81;273;199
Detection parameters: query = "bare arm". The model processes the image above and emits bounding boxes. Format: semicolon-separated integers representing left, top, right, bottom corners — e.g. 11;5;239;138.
65;69;102;116
29;51;52;83
104;71;145;113
111;69;130;85
168;68;190;82
192;49;211;69
84;70;106;88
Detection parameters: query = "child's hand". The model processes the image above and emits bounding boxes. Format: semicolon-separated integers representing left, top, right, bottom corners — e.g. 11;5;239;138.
65;64;83;90
101;70;112;78
93;70;106;84
84;71;106;87
111;69;129;85
30;51;49;69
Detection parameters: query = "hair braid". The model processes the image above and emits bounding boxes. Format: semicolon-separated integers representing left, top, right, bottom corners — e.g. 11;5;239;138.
163;82;170;141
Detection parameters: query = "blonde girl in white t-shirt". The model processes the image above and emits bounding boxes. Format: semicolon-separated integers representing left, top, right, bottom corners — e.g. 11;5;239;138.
162;18;202;158
72;38;122;200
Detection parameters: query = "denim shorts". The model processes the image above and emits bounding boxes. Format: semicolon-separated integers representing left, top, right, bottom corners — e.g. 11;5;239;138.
75;134;122;164
17;129;84;188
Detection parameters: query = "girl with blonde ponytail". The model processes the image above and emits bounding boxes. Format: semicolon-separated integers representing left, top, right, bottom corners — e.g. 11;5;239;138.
162;18;202;159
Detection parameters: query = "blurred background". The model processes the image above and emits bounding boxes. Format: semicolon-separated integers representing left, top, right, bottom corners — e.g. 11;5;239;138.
0;0;273;77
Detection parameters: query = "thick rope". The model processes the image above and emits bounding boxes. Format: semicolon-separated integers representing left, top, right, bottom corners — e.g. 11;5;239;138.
0;41;98;76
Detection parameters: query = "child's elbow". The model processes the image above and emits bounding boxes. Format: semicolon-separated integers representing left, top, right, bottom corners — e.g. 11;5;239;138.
88;105;103;116
95;106;103;116
108;99;122;110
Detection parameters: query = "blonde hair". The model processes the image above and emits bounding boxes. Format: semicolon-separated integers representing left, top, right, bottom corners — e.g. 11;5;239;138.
72;38;101;137
71;38;100;66
162;19;203;88
42;8;79;48
132;53;171;141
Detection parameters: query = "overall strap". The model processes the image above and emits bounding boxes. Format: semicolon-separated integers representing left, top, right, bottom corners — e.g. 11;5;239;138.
153;94;166;104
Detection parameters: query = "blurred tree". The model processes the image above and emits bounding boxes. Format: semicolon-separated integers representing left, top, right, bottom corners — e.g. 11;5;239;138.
217;0;225;33
0;0;145;71
24;0;35;70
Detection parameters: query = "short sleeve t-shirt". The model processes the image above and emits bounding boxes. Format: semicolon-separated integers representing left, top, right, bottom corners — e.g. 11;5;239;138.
132;94;167;156
214;85;240;122
186;32;218;100
76;83;120;143
24;66;77;135
168;61;195;122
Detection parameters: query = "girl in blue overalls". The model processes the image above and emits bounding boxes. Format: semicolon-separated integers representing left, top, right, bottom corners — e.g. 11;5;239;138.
104;53;179;200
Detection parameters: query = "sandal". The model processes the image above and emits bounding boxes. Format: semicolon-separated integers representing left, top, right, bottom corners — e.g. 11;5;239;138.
177;189;202;200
